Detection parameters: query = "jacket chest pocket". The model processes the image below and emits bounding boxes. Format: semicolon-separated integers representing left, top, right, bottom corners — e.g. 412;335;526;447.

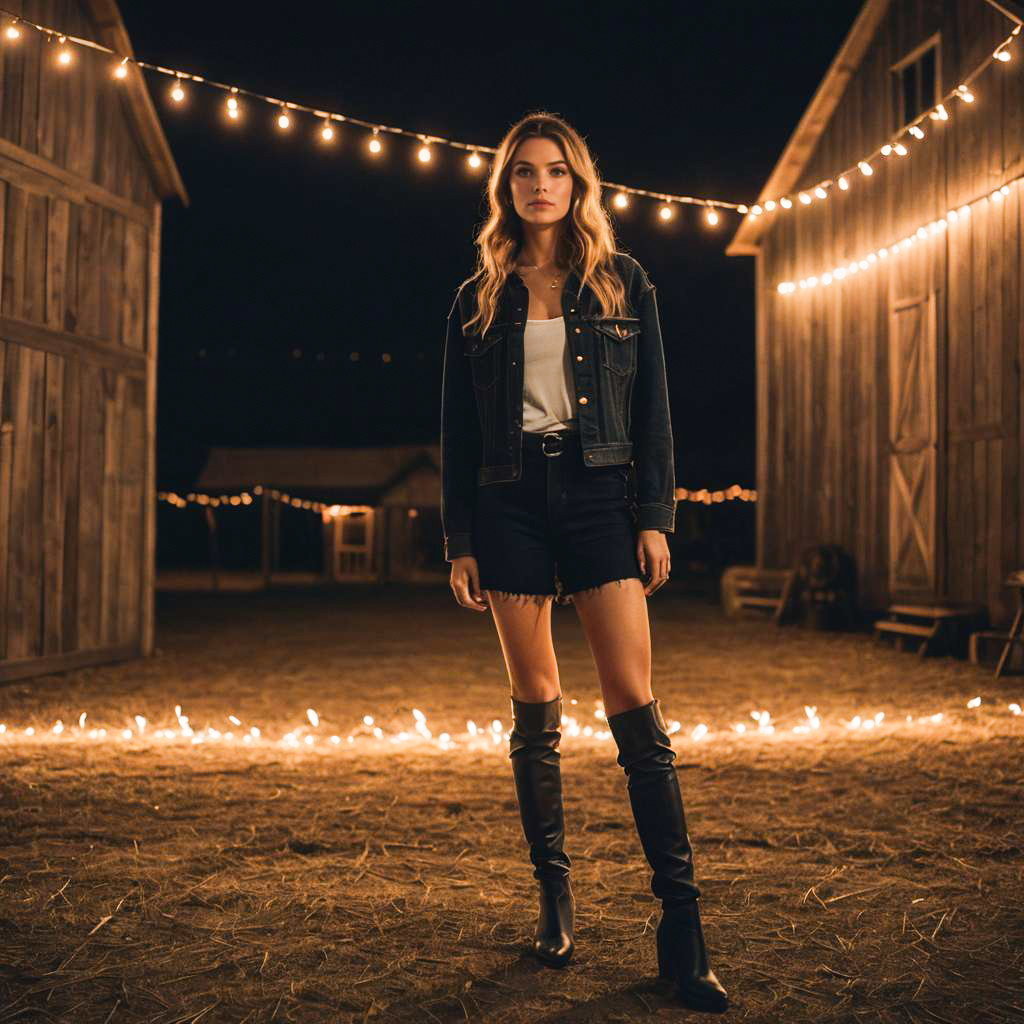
593;318;640;376
463;325;506;389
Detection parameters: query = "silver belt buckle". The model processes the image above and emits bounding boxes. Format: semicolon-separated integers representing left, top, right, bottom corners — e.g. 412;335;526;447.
541;431;564;457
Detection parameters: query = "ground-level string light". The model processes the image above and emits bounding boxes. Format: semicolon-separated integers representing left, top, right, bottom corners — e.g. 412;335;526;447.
0;695;1019;754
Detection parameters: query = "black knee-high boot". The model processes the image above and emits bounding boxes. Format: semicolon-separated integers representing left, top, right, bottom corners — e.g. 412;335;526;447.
508;694;575;967
607;698;728;1013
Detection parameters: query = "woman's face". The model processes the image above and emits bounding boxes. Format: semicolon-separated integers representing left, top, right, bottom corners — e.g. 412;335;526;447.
508;136;574;227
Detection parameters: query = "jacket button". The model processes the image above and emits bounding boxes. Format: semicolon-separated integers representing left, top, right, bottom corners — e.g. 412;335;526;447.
578;396;588;405
576;354;583;361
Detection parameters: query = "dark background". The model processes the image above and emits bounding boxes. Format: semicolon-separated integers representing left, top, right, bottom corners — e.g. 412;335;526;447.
116;0;863;518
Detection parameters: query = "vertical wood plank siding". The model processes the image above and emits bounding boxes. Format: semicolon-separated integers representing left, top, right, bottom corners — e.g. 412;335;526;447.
0;0;161;676
759;0;1022;625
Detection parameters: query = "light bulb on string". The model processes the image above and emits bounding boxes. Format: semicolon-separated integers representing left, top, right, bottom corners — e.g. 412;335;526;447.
467;151;482;169
705;205;719;226
417;140;433;162
277;106;291;131
658;201;674;221
994;46;1011;61
764;199;776;211
368;129;383;154
838;175;849;190
957;84;975;102
929;103;948;120
779;196;792;209
908;124;925;139
613;191;628;209
56;35;72;66
226;88;240;121
894;142;908;156
5;21;20;41
113;56;129;80
750;204;763;216
858;160;873;176
320;118;335;142
798;191;811;205
814;186;827;199
170;77;186;103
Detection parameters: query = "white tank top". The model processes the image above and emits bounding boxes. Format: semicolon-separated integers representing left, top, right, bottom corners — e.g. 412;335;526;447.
522;316;577;434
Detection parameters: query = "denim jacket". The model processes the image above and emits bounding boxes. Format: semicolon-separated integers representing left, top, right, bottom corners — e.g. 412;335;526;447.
441;251;675;562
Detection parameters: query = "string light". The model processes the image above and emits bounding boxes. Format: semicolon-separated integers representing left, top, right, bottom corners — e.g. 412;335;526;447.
0;692;1016;753
858;160;873;176
0;8;743;225
467;150;482;169
4;19;20;40
417;139;432;163
705;205;720;226
276;105;291;130
158;478;757;520
744;20;1019;224
55;34;72;65
613;191;629;209
320;117;335;142
658;201;674;221
170;76;186;103
775;177;1018;295
113;55;129;79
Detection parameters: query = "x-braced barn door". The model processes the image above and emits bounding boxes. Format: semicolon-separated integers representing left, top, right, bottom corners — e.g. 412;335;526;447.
888;292;941;596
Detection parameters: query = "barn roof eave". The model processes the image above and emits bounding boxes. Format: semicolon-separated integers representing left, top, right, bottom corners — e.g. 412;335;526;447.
86;0;190;207
724;0;891;258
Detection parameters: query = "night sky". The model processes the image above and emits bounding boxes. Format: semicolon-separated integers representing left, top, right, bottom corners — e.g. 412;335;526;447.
116;1;865;494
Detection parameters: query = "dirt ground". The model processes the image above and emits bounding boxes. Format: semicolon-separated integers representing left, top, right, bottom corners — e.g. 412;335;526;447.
0;583;1022;1024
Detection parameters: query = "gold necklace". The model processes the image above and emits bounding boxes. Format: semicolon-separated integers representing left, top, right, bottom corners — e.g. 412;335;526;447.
516;258;562;290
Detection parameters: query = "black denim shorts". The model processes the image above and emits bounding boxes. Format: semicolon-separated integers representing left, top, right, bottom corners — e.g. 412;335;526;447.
471;427;644;606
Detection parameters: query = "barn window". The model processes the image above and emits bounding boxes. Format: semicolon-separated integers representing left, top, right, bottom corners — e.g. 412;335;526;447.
891;35;940;129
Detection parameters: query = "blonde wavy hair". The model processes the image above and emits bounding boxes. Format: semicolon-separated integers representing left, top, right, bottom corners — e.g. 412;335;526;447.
459;111;628;337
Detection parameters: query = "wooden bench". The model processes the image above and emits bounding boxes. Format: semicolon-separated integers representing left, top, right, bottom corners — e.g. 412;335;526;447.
873;603;985;658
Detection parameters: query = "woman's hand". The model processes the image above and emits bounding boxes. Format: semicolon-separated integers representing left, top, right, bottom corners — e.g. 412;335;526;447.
636;529;671;596
450;556;489;611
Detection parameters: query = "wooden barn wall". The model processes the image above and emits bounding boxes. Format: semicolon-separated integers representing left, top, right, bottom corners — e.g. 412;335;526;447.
0;0;161;676
759;0;1022;625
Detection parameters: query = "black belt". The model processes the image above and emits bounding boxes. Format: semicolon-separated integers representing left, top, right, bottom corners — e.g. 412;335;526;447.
522;428;580;458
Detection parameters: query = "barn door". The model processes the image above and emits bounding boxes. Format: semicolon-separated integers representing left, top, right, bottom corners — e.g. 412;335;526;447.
888;292;940;595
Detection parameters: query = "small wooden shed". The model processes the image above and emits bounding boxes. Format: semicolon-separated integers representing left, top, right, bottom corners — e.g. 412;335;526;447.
191;444;445;585
726;0;1024;626
0;0;187;683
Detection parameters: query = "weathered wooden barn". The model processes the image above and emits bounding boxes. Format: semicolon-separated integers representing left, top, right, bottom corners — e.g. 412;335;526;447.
0;1;187;682
726;0;1024;627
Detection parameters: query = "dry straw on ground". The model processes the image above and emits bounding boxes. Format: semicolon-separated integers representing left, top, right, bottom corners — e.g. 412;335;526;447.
0;584;1021;1023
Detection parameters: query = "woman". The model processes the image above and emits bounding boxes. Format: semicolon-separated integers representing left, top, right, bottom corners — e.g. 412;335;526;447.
440;111;728;1014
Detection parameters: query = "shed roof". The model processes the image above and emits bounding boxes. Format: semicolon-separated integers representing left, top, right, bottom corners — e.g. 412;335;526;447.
194;444;442;504
86;0;189;206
